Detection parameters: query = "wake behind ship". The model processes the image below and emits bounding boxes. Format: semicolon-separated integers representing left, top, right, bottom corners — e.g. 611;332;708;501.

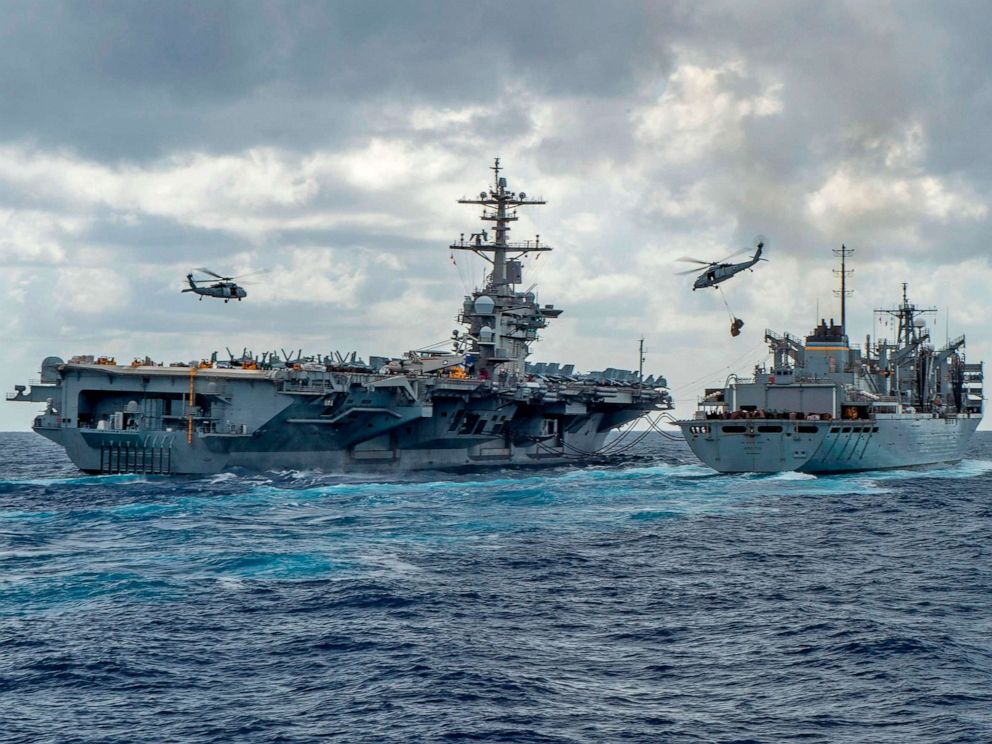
677;249;983;473
9;161;672;475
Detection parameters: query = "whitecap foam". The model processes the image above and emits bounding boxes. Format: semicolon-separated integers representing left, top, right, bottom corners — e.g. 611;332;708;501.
5;473;152;487
765;471;819;481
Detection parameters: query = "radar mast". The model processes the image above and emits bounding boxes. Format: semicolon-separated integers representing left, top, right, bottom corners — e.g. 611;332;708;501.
875;283;936;347
450;157;552;290
450;160;562;377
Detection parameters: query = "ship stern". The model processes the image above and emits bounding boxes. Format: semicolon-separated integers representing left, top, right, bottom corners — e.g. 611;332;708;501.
678;419;830;473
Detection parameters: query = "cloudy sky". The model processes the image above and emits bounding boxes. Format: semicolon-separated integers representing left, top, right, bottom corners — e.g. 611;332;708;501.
3;1;991;430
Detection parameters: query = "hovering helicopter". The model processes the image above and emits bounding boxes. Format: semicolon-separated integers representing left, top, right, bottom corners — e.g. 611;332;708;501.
182;268;253;302
676;238;767;290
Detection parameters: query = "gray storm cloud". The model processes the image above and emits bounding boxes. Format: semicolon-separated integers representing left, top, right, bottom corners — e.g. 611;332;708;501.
1;1;990;430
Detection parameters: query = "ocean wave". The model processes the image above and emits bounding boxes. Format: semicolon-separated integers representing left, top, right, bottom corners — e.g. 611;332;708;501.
1;431;990;742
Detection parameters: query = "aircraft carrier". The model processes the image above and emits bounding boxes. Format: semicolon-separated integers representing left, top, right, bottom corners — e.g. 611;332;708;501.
677;248;984;473
8;161;672;474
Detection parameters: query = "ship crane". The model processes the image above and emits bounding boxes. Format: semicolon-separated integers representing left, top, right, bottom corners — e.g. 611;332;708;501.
764;329;805;371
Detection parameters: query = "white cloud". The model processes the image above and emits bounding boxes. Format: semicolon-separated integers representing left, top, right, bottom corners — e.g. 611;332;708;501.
806;167;988;236
54;266;132;314
252;247;367;307
633;60;784;163
0;208;82;264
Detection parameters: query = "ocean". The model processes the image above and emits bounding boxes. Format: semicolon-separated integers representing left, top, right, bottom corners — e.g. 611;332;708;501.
1;431;990;743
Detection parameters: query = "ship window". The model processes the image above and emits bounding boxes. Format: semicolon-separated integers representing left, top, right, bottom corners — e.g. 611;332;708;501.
491;423;504;435
841;427;851;433
449;410;464;431
872;426;879;432
757;425;783;433
797;425;818;434
722;425;747;433
473;418;488;435
830;427;840;433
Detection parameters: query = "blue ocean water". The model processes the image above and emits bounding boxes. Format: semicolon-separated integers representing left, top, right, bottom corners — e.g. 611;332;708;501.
1;432;991;743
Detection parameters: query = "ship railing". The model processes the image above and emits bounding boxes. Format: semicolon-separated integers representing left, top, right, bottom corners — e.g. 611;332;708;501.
281;381;339;394
451;238;553;252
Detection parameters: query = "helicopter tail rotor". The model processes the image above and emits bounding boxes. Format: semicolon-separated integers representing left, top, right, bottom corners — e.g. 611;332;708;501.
753;235;769;261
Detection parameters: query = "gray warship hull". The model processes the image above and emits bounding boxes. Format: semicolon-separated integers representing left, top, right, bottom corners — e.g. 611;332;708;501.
9;161;672;475
12;363;659;475
678;414;980;474
678;252;984;476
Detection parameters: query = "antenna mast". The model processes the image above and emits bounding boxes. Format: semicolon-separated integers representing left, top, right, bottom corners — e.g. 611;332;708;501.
450;157;551;290
833;244;854;332
874;282;936;347
449;159;563;376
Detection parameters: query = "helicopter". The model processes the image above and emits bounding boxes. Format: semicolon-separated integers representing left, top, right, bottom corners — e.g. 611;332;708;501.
181;268;252;302
676;238;767;290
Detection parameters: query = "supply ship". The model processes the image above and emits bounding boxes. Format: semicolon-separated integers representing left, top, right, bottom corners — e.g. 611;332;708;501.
8;161;672;474
677;249;983;473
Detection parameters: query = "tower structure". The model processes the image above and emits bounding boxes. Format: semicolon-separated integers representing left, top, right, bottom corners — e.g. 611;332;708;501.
450;159;562;376
832;244;854;332
875;282;936;347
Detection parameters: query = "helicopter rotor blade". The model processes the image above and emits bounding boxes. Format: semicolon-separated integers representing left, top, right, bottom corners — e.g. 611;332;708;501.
227;269;270;280
674;267;704;276
194;267;226;280
675;257;713;265
713;248;751;264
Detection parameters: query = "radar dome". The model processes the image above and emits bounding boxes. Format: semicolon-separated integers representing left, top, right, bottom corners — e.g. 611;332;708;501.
474;296;495;315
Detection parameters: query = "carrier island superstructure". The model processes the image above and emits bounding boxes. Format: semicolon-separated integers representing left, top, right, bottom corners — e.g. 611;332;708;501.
677;248;983;473
9;161;672;474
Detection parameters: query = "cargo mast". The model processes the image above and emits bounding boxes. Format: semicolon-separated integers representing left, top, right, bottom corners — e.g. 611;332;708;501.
832;244;854;332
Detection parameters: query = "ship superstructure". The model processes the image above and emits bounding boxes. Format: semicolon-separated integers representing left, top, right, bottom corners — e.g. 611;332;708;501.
677;249;983;473
9;162;671;474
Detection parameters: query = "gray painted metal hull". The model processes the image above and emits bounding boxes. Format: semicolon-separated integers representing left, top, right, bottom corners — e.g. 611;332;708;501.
37;425;617;474
10;162;673;475
678;415;981;474
19;363;662;475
